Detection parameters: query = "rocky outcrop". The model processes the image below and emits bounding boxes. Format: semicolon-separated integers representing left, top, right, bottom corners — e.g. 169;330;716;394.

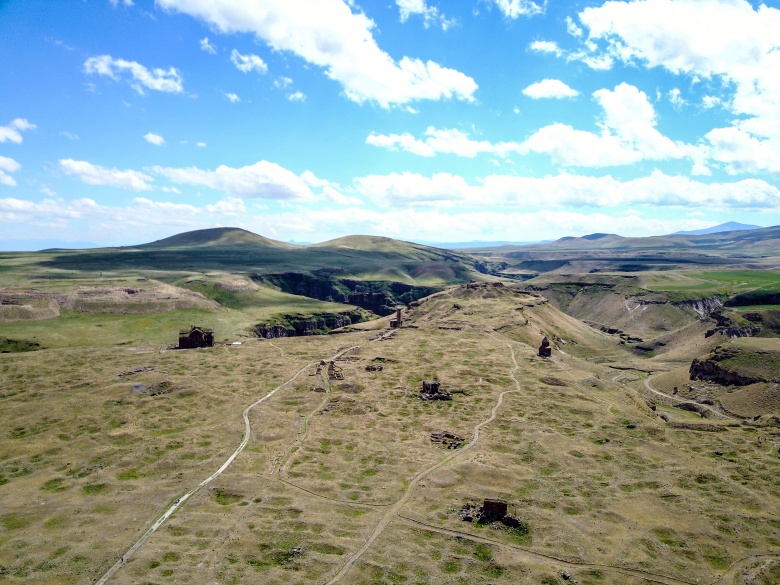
255;310;366;338
673;296;724;317
705;326;761;339
689;358;762;386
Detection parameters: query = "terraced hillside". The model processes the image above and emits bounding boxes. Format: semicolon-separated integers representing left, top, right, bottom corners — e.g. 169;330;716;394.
1;282;777;585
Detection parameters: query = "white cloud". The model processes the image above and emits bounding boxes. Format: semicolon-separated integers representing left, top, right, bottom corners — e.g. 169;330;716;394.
224;92;241;103
200;37;217;54
705;127;780;175
287;91;306;102
368;84;694;169
523;124;641;167
109;0;134;6
522;79;578;99
274;77;293;89
396;0;454;30
84;55;184;94
490;0;545;19
0;156;21;187
352;169;780;212
0;118;36;144
701;95;721;110
230;49;268;74
367;127;502;158
576;0;780;171
529;40;562;57
156;0;477;107
355;172;471;207
151;160;339;201
668;88;685;110
196;141;207;147
60;131;80;141
144;132;165;146
59;159;154;191
565;15;583;38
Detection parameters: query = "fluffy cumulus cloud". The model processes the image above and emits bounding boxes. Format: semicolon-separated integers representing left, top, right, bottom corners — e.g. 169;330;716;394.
84;55;184;94
522;79;579;99
0;118;36;144
529;40;562;57
490;0;545;18
144;132;165;146
59;159;154;191
368;84;698;168
575;0;780;172
151;160;341;201
520;83;695;168
156;0;477;107
395;0;454;30
0;156;21;187
224;92;241;103
230;49;268;74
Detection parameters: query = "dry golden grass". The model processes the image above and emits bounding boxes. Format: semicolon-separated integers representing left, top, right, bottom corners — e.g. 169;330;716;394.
1;283;779;585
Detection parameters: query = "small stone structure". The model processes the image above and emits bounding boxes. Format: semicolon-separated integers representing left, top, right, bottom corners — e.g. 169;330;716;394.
538;336;552;358
389;306;403;328
459;499;524;529
420;379;452;401
178;326;214;349
327;361;344;380
430;431;464;449
459;499;514;523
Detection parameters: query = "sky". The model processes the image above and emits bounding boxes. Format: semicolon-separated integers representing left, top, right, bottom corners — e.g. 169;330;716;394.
2;0;780;249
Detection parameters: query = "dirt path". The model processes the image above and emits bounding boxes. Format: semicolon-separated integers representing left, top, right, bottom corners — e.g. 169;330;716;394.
324;336;525;584
396;515;697;585
643;376;735;420
95;356;320;584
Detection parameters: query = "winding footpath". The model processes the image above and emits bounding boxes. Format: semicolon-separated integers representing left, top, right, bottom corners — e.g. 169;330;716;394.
96;356;320;585
323;335;524;584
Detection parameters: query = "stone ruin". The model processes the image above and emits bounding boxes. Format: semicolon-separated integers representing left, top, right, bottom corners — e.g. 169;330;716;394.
327;361;344;380
538;336;552;358
430;431;464;449
458;499;523;529
389;306;403;329
419;379;451;401
178;326;214;349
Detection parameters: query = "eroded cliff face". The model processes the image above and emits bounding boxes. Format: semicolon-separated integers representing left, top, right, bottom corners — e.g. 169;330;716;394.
704;326;761;339
673;296;724;317
689;358;762;386
255;310;366;338
689;343;780;387
255;272;439;316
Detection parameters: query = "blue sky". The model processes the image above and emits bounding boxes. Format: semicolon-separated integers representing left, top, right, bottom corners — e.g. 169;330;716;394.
2;0;780;248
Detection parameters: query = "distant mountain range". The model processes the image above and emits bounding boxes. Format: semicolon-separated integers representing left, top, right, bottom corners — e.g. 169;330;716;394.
0;222;764;252
673;222;761;236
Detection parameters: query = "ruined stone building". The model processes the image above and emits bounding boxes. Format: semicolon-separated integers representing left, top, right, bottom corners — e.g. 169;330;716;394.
178;326;214;349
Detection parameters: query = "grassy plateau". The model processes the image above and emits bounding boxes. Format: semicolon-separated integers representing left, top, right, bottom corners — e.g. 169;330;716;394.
0;228;779;585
